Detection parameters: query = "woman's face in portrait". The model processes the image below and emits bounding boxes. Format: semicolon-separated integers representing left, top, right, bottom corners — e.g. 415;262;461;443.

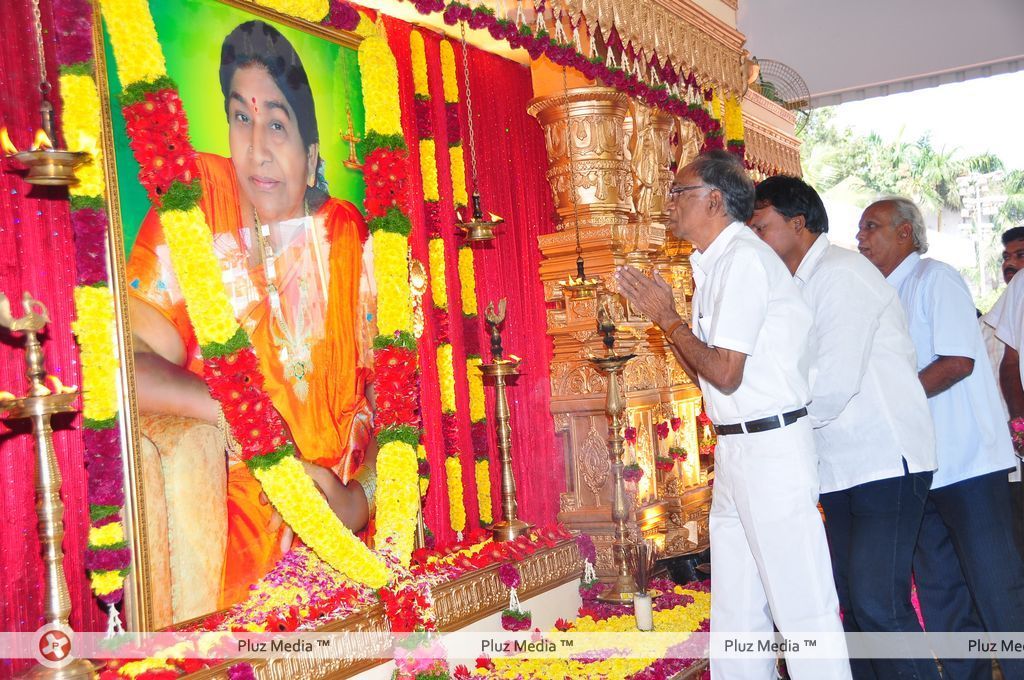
227;64;318;223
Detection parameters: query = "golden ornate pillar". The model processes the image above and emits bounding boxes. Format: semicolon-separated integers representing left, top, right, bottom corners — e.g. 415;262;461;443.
529;88;711;577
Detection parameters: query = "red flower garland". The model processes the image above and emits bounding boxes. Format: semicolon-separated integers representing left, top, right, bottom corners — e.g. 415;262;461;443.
363;147;410;218
122;89;199;202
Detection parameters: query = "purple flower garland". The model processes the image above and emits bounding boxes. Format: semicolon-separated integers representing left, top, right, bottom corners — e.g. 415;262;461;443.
53;0;131;607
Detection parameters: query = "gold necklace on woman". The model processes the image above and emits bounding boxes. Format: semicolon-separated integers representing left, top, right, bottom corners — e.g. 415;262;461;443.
253;203;318;401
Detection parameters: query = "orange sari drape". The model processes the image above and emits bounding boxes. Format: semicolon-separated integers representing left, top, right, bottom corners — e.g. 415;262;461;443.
127;154;372;608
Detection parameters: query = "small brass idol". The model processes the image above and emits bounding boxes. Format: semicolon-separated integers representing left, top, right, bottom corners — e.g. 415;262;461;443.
589;301;640;602
0;293;95;679
478;299;531;541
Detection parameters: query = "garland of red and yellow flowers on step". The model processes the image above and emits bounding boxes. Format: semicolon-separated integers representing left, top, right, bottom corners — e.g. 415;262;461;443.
99;0;396;586
52;0;130;619
358;17;422;569
441;38;494;527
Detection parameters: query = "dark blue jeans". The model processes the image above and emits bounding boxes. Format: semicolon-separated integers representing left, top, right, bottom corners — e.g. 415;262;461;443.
913;470;1024;680
820;465;939;680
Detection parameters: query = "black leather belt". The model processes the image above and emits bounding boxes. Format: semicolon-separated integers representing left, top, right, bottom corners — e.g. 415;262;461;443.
714;407;808;436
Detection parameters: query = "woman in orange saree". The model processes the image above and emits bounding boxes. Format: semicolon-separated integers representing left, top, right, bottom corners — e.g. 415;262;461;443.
127;20;376;608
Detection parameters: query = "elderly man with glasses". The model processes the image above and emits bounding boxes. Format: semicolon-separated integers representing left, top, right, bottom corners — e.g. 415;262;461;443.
616;151;850;680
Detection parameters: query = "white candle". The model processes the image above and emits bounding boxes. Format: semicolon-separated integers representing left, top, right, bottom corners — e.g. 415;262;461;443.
634;592;653;631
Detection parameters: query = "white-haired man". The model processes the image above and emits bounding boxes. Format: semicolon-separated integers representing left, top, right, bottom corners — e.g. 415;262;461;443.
859;197;1024;679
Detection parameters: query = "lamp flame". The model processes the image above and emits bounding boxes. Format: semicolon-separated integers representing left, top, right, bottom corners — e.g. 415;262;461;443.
0;127;18;155
488;212;503;223
31;128;53;151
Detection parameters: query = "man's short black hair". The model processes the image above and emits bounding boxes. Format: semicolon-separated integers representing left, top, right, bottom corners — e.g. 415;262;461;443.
1002;226;1024;246
754;175;829;234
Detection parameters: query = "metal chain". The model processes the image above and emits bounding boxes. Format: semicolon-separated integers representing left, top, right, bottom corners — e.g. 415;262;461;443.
30;0;49;93
460;22;479;187
563;66;583;259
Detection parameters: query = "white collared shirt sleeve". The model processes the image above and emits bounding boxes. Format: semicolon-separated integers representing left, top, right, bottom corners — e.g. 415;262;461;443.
926;266;981;360
706;247;768;356
806;266;884;428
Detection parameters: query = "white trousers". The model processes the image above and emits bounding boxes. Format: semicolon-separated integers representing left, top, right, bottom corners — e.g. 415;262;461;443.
709;420;851;680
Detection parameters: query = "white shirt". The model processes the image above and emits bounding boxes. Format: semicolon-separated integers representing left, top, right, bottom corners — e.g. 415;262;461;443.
795;236;936;493
981;290;1019;481
689;222;813;425
886;252;1015;489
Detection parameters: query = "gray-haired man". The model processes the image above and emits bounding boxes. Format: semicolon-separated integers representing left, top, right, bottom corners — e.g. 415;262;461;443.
616;151;850;680
859;197;1024;679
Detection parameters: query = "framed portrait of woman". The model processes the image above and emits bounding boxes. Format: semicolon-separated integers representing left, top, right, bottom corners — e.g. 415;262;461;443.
95;0;370;629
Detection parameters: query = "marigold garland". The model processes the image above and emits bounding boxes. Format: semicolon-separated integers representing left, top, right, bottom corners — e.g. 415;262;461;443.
439;40;459;104
410;30;429;97
724;94;746;158
60;74;105;198
358;32;403;138
445;455;467;533
474;459;492;524
71;287;119;423
437;344;457;414
250;0;330;22
450;145;468;208
373;228;414;336
57;3;131;614
98;0;166;87
373;440;420;569
428;238;448;309
419;139;440;201
466;357;486;423
458;246;478;316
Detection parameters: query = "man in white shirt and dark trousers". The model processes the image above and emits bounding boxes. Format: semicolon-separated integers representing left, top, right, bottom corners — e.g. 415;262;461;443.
859;197;1024;680
616;151;851;680
750;176;939;680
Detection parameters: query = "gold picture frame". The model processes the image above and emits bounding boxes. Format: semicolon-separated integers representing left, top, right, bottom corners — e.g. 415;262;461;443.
91;0;364;631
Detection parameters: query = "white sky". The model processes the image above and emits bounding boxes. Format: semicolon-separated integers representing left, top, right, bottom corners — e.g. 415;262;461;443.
828;70;1024;170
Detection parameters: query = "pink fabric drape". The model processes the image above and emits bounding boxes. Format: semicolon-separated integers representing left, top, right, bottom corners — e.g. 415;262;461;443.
0;0;103;676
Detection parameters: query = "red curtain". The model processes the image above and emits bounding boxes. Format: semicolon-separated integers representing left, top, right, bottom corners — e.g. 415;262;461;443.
385;20;563;546
462;46;564;531
0;0;103;675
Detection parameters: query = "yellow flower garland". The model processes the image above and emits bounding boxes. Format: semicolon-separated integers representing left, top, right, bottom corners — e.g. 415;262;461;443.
428;238;448;309
71;286;118;423
724;94;745;144
458;246;477;316
410;30;429;98
373;230;414;336
60;74;105;198
436;343;457;413
440;41;459;104
445;455;466;533
250;0;329;22
88;521;124;548
359;33;403;138
252;456;388;587
709;90;722;121
355;15;377;38
90;569;125;596
420;139;440;201
160;208;239;347
466;357;485;422
417;444;429;498
117;659;175;680
450;146;468;207
474;459;492;524
98;0;166;87
374;440;419;568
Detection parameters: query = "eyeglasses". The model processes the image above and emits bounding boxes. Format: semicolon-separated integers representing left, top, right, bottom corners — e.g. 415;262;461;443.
667;184;707;199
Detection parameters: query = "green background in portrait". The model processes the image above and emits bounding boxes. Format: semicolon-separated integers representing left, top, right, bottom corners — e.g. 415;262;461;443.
103;0;366;254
